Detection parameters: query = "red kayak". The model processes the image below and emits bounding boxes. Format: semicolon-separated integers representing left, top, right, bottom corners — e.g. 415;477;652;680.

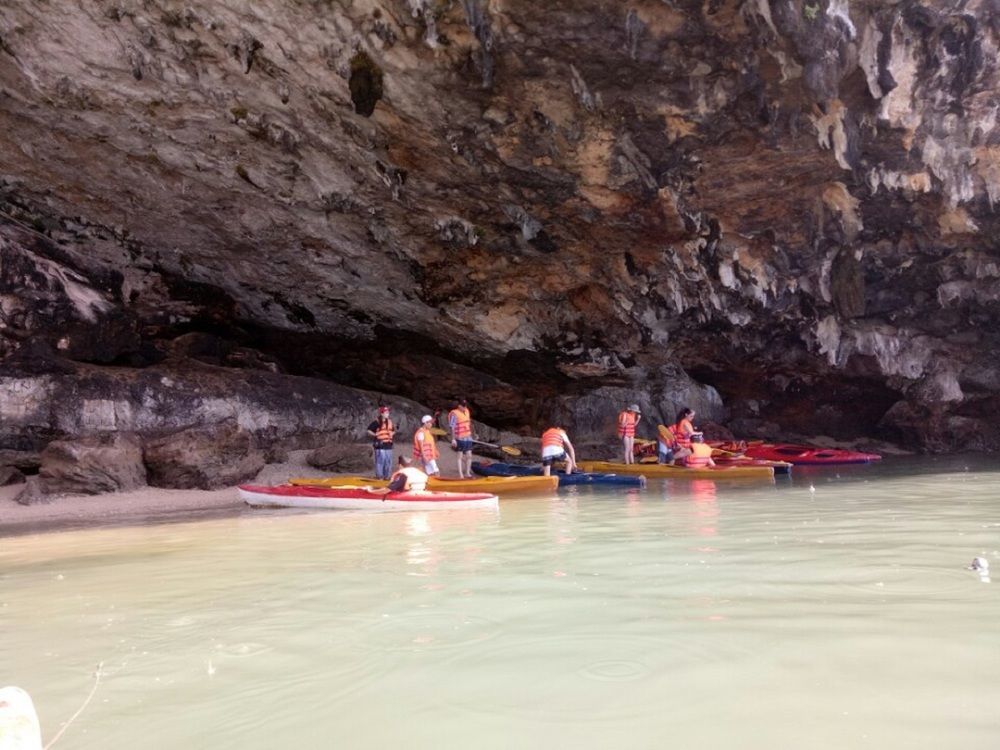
239;484;499;511
735;443;881;465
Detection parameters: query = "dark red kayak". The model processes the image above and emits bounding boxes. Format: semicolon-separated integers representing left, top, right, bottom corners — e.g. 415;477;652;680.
738;443;882;465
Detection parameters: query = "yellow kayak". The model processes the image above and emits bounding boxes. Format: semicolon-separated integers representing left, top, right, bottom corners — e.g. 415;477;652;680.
289;474;560;495
577;461;774;480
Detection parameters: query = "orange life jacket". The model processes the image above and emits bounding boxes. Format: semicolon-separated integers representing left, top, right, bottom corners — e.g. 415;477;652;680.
685;442;713;467
449;406;472;439
374;418;394;446
412;427;439;462
541;428;565;451
617;411;638;438
675;418;695;449
657;424;677;450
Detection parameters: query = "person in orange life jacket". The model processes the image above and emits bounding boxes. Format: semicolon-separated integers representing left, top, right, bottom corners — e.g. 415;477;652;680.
412;414;441;476
388;456;429;491
656;424;678;464
366;405;395;479
540;427;577;476
684;432;716;468
673;407;696;463
448;398;474;479
617;403;641;464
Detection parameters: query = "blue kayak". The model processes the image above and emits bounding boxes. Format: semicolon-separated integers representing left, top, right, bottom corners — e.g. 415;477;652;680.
472;461;646;487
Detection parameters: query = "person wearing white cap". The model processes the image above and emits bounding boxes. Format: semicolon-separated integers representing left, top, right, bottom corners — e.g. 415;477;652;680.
412;414;441;476
617;403;642;464
366;405;395;479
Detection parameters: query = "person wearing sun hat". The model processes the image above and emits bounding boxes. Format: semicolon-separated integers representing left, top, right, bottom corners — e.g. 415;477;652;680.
617;403;642;464
412;414;441;476
366;404;396;479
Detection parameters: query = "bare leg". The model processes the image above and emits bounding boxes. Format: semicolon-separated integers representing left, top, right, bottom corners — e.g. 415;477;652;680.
542;463;551;476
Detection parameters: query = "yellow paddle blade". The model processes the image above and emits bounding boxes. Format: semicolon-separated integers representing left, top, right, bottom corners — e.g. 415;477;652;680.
634;438;655;446
501;446;522;457
638;456;659;464
429;427;448;437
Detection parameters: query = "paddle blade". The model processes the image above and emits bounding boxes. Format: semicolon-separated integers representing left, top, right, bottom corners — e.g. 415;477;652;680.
501;446;522;456
429;427;448;437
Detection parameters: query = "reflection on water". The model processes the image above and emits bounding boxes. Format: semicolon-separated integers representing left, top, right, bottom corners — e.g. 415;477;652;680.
2;456;1000;749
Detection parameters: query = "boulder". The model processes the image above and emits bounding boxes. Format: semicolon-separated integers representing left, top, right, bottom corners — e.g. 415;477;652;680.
307;442;376;473
0;466;25;486
144;421;266;489
13;476;47;506
0;450;42;472
19;433;146;499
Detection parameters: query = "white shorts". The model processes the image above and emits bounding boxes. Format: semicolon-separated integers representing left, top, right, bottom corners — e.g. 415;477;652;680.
423;460;440;475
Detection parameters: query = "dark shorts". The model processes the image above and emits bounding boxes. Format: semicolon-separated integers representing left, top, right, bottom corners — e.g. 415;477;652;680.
455;438;473;452
541;452;566;467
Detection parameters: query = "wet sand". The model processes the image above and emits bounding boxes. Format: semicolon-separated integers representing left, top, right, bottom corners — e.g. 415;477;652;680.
0;447;471;536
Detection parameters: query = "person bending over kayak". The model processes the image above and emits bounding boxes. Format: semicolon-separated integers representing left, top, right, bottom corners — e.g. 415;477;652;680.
656;424;678;464
366;405;395;480
540;427;577;477
388;457;429;491
449;398;474;479
413;415;441;476
684;433;716;468
618;403;641;465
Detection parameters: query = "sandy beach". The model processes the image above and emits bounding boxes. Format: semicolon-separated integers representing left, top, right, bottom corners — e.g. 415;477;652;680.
0;447;470;536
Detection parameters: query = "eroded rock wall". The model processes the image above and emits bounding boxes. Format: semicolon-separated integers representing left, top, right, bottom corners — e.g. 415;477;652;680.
0;0;998;453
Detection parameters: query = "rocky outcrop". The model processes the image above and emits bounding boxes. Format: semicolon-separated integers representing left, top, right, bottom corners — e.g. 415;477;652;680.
0;0;998;455
307;443;377;474
144;421;264;489
15;433;146;503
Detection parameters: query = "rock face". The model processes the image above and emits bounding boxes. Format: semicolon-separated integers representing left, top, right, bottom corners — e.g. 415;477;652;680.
144;421;264;489
0;0;999;457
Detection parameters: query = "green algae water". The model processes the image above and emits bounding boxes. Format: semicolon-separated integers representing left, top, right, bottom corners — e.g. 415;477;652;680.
2;456;999;749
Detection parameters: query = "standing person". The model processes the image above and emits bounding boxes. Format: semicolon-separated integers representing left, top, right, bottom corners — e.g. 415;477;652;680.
540;426;577;477
617;404;641;464
448;398;474;479
413;415;441;476
366;405;395;480
684;432;716;468
388;456;429;491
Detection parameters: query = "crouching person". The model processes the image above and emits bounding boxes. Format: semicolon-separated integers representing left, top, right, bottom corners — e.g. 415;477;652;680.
388;457;429;491
540;426;577;476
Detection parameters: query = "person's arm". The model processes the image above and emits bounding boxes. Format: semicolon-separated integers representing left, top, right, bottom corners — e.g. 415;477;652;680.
563;433;576;463
449;412;458;446
387;472;407;491
366;421;378;439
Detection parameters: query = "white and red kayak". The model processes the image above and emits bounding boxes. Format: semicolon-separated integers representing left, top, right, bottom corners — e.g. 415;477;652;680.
238;484;499;511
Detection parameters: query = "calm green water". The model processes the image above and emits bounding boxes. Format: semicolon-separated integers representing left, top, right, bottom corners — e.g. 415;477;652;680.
2;457;999;749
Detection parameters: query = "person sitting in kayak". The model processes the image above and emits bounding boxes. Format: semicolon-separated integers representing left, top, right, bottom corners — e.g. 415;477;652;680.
413;415;441;476
673;407;696;463
388;457;429;491
540;427;577;477
617;404;641;465
656;424;677;464
684;433;716;468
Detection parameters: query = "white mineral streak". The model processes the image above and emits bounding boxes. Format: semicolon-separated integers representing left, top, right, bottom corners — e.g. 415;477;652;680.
810;100;851;170
815;315;841;366
825;0;856;40
859;17;884;98
822;182;863;240
769;50;803;83
848;326;933;379
0;377;54;422
879;19;922;131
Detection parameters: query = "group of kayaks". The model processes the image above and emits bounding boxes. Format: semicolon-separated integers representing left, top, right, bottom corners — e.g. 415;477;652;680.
238;441;881;513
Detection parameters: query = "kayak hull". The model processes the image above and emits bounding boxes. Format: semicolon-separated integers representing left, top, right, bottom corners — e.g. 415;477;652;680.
289;474;559;495
471;461;646;487
712;457;793;475
239;484;499;511
734;443;881;465
577;460;774;480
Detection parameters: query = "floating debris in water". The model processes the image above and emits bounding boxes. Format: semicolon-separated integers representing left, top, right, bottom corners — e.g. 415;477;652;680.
968;557;991;583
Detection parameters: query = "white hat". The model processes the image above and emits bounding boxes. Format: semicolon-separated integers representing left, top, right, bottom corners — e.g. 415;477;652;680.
421;415;433;423
628;403;641;413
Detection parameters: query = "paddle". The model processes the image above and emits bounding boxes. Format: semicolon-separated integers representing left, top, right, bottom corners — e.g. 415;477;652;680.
472;439;522;457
